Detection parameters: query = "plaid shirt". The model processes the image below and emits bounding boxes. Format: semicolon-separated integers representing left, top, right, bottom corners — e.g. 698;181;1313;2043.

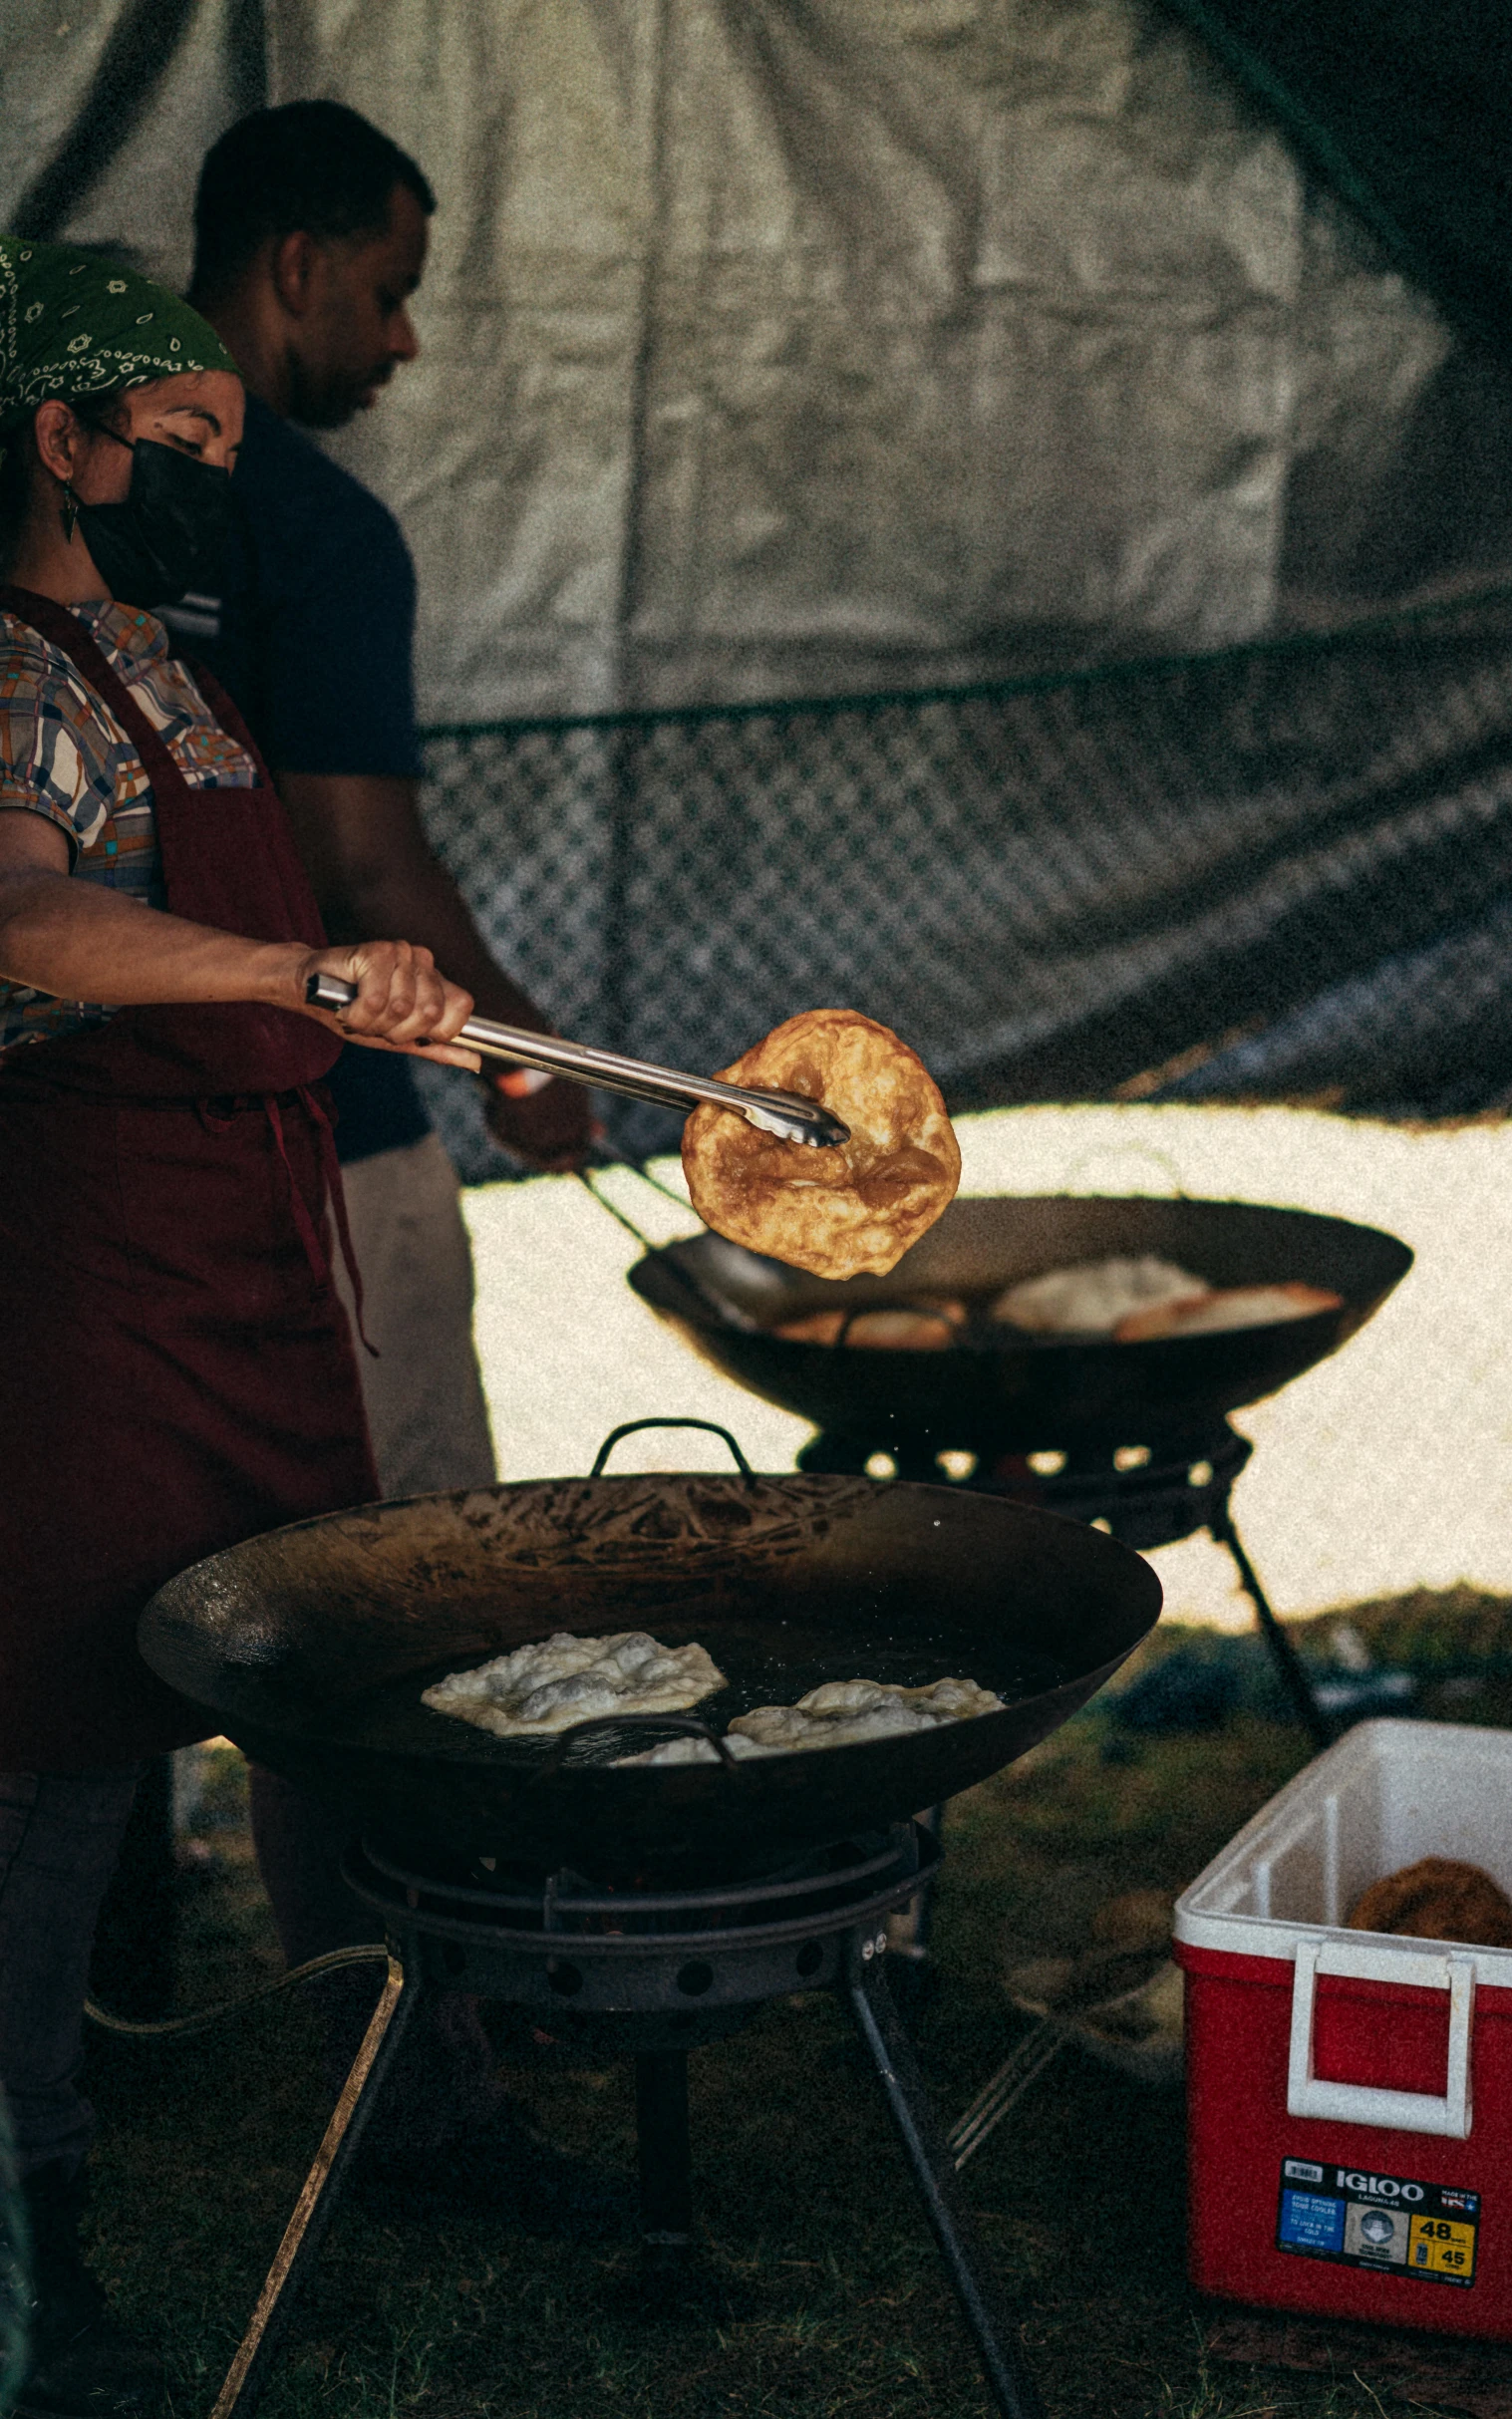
0;598;256;1054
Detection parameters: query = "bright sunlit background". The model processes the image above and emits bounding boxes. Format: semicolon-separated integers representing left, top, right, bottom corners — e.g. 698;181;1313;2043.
463;1102;1512;1635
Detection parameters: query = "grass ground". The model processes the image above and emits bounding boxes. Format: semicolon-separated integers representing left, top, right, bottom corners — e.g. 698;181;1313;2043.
81;1591;1512;2419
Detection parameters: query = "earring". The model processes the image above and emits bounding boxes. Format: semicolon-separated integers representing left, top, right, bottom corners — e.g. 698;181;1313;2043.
59;482;80;544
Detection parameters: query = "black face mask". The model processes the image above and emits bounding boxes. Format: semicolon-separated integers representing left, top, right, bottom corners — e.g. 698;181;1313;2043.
70;436;235;610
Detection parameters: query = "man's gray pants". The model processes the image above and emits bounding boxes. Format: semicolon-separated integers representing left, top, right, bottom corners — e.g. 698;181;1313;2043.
334;1127;496;1499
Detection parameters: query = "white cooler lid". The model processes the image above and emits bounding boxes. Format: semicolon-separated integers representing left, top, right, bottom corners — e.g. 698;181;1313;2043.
1174;1716;1512;1985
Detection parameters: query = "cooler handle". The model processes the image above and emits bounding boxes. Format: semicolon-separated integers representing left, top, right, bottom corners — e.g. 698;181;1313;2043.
1286;1937;1476;2139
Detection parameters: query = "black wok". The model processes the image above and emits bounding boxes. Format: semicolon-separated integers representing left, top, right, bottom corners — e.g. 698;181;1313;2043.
627;1195;1412;1452
139;1469;1160;1881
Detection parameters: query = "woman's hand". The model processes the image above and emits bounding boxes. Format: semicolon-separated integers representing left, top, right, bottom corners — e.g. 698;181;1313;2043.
295;940;481;1071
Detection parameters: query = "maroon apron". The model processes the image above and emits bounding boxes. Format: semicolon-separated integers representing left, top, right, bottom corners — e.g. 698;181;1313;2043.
0;586;379;1769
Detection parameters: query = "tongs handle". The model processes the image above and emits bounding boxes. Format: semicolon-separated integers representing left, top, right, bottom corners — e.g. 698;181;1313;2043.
304;973;849;1149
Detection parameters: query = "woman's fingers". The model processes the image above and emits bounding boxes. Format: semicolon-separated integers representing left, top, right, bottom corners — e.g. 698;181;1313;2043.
345;940;428;1037
298;941;481;1069
377;1036;483;1070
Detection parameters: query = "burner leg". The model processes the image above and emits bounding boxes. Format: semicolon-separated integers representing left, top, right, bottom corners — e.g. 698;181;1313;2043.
886;1807;945;2013
635;2049;695;2268
846;1940;1047;2419
1210;1510;1333;1752
210;1955;423;2419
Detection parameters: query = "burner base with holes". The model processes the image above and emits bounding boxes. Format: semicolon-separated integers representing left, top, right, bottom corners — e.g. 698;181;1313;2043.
979;1427;1253;1553
798;1418;1249;1551
346;1827;934;2046
208;1823;1046;2419
798;1417;1330;1749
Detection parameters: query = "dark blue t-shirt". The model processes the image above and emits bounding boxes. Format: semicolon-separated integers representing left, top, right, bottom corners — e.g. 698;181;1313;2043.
170;394;431;1164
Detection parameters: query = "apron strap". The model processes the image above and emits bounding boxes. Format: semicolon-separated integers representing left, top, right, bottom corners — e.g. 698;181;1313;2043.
282;1085;378;1358
184;655;281;798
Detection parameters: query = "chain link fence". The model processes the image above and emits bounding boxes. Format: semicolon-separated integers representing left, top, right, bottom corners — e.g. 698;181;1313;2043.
415;586;1512;1181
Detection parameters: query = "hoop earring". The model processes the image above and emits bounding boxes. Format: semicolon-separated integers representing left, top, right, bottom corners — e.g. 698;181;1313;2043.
59;482;80;544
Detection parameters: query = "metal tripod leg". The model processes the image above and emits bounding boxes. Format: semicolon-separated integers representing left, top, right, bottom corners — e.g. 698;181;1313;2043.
1209;1506;1333;1752
635;2049;694;2269
210;1955;422;2419
845;1939;1047;2419
885;1804;944;1966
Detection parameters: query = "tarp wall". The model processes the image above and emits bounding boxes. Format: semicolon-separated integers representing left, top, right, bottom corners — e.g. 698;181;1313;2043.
5;0;1511;722
5;2;1512;1163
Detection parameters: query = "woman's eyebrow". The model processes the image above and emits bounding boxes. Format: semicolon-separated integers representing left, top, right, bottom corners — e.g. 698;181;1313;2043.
156;404;223;436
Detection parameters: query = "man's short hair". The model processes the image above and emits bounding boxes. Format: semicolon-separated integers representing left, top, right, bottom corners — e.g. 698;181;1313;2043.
190;102;435;299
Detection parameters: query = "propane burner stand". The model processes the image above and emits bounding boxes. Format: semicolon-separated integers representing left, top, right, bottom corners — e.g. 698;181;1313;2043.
209;1822;1047;2419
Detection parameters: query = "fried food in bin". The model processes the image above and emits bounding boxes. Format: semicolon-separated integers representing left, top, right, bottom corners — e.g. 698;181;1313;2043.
682;1010;961;1281
1348;1856;1512;1949
775;1298;967;1349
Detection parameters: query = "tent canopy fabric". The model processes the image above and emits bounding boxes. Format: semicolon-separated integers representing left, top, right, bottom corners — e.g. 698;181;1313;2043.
2;1;1510;1139
5;0;1508;722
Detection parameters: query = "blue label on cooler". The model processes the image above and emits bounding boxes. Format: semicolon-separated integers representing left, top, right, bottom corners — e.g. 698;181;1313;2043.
1279;2190;1346;2253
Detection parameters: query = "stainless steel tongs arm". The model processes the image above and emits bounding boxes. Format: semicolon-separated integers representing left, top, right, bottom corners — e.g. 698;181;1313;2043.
304;973;850;1148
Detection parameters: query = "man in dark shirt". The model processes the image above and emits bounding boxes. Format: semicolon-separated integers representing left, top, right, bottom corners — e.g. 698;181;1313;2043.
178;100;589;1501
189;393;439;1162
169;104;617;2234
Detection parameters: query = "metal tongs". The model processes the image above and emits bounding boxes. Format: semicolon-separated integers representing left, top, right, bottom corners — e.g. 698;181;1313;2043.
304;973;850;1148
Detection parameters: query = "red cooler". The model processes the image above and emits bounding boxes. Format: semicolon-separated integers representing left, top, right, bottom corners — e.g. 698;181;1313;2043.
1174;1718;1512;2339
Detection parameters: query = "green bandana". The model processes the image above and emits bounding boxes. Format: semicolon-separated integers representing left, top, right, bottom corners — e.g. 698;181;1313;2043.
0;234;238;462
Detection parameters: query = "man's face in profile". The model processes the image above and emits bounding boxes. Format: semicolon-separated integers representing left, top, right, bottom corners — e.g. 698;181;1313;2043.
287;180;429;431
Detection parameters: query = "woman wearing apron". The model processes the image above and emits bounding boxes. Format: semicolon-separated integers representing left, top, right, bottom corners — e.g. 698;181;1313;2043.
0;240;480;2416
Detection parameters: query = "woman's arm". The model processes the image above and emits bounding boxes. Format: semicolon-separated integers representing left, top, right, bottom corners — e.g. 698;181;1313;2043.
0;809;479;1066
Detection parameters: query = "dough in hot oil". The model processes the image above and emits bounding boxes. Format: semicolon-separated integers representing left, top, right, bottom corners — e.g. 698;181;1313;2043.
423;1631;726;1738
